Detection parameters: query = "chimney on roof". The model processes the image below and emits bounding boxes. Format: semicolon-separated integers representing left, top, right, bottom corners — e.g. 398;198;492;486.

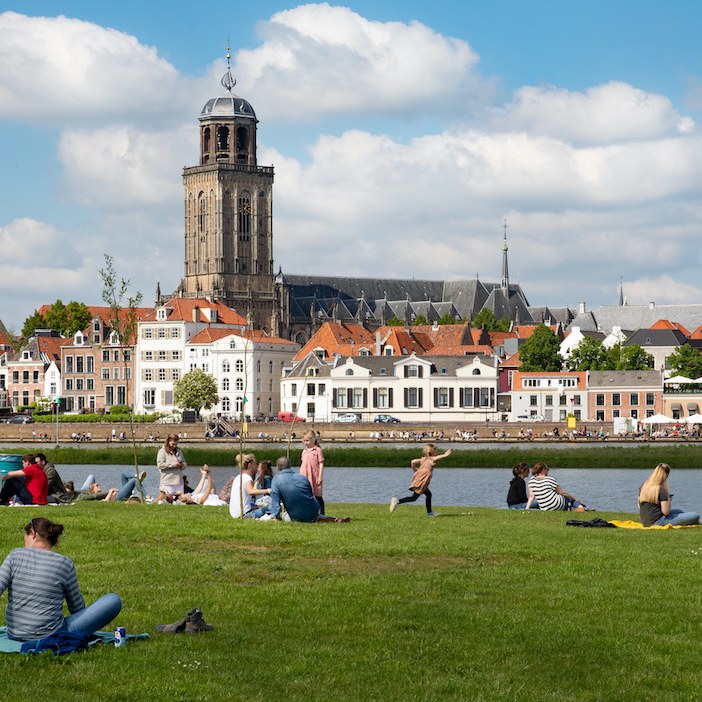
375;331;381;356
193;305;200;323
578;302;586;314
649;301;655;309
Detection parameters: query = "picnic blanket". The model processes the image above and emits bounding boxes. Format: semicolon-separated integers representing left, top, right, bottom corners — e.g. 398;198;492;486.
609;520;701;530
0;626;149;654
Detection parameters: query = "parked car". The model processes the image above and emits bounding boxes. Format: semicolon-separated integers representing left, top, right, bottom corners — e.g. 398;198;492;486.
277;411;305;423
334;413;360;423
374;414;400;423
515;414;544;422
6;415;34;424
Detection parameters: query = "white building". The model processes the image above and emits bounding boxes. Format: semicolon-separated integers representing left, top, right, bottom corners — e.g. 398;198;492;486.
188;327;298;420
281;352;500;422
134;299;247;414
510;371;588;422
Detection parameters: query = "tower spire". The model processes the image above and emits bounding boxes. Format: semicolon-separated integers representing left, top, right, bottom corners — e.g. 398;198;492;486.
221;39;236;93
618;277;624;306
501;219;509;293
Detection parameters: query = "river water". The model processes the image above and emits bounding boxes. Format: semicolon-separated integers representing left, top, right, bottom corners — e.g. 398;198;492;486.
55;464;702;514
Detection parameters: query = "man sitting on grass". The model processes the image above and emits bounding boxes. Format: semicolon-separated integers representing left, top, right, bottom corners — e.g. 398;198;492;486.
269;457;349;523
0;455;49;506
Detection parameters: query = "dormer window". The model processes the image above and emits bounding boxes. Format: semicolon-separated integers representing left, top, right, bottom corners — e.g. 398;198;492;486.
384;348;393;356
359;348;369;356
22;351;31;360
157;308;167;321
74;332;84;346
93;320;100;332
109;331;119;345
345;369;354;376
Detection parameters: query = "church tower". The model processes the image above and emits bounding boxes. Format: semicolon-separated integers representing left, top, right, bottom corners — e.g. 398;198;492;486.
182;49;275;331
500;219;509;294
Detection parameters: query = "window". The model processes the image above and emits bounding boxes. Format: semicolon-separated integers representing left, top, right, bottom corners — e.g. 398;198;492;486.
573;396;581;406
113;351;119;362
646;393;655;406
596;410;605;421
65;379;73;391
143;389;155;407
596;394;605;406
222;378;230;391
113;368;120;380
612;393;621;406
172;351;181;361
291;383;297;396
172;369;180;381
256;360;261;372
545;396;553;407
65;357;74;373
405;387;421;408
87;356;94;373
631;409;638;419
530;395;537;407
613;409;620;418
76;379;84;390
143;328;153;339
460;388;473;407
171;328;180;339
222;397;230;412
222;360;230;373
32;370;39;383
143;351;153;361
375;387;390;409
406;364;418;378
157;328;166;339
435;387;450;408
159;369;167;381
236;360;244;372
76;357;84;373
334;388;347;408
144;369;153;381
269;361;273;373
307;383;315;396
630;393;639;406
352;388;365;408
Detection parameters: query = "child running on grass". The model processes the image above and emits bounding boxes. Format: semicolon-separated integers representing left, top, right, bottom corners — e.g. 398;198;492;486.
389;444;452;517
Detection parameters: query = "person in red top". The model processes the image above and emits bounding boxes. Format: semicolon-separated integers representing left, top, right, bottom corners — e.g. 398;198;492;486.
0;454;49;506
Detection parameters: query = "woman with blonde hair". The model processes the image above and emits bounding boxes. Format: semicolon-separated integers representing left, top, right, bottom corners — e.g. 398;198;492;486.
638;463;700;527
229;453;272;519
300;431;325;513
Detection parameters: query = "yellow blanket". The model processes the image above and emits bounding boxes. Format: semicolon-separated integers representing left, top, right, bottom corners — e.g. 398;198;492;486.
609;520;701;530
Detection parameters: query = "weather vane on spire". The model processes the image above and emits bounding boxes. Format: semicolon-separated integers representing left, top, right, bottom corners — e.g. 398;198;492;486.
221;38;236;93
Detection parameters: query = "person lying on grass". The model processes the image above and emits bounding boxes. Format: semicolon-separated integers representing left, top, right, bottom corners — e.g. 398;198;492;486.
0;517;121;642
268;457;350;523
526;461;591;512
638;463;700;527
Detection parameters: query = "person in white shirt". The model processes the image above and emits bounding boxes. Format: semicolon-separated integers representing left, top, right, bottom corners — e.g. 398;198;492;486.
229;453;271;519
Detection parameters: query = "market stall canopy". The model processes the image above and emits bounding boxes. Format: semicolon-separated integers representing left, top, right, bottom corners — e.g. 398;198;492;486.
684;413;702;424
664;376;693;384
641;414;675;424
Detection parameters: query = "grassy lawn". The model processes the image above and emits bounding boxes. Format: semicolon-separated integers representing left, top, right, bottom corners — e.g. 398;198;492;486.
1;501;701;701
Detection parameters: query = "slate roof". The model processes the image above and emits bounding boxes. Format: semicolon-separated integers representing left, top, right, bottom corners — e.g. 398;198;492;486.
588;370;663;388
569;304;702;335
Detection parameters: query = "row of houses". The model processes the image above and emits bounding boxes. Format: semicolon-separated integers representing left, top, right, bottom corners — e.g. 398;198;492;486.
1;309;702;424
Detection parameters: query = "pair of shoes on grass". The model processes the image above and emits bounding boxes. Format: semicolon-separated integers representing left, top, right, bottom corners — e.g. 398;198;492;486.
156;608;213;635
427;511;440;518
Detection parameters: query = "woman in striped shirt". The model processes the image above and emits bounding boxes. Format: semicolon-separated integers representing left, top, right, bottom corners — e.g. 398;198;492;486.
0;517;122;642
526;461;588;512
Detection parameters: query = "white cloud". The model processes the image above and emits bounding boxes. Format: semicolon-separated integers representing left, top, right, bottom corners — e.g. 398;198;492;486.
490;82;696;145
0;11;200;126
235;3;489;121
623;275;702;306
58;124;195;209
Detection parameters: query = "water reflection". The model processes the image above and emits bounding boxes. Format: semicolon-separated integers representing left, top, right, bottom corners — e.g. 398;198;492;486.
55;464;702;514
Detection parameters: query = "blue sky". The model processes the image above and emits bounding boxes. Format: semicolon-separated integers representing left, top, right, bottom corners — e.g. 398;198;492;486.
2;1;702;332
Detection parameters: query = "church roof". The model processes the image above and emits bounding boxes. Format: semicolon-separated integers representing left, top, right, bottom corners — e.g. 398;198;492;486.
569;304;702;335
200;96;257;121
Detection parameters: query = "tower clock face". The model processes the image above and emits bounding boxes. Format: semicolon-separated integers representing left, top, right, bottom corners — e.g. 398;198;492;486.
240;202;251;215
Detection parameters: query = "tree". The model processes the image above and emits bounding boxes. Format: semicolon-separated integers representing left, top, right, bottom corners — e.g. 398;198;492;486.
568;336;612;371
472;309;510;332
518;324;564;371
22;299;92;337
99;254;144;496
412;314;429;326
437;313;457;325
617;344;654;371
174;369;220;414
668;343;702;378
386;317;402;326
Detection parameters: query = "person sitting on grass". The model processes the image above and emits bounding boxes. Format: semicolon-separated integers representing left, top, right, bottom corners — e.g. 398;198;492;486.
525;461;590;512
268;457;349;523
0;455;48;506
0;517;122;642
506;462;530;510
35;453;73;504
638;463;700;527
229;453;273;519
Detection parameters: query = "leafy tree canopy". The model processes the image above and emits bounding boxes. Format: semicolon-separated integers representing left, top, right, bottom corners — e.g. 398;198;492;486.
568;336;611;371
22;299;92;338
174;369;220;414
667;343;702;378
437;313;457;325
617;344;654;371
386;317;402;327
412;315;429;326
519;324;564;372
472;309;510;332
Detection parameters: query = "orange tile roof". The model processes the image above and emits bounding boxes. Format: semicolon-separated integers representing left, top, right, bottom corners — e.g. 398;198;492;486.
189;328;297;346
143;299;246;325
650;319;691;335
500;352;522;368
293;323;375;361
689;324;702;340
37;336;72;362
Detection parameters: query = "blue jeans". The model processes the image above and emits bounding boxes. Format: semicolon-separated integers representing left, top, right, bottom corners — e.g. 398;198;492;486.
655;509;700;526
63;593;123;635
116;472;138;501
508;503;527;510
0;476;34;504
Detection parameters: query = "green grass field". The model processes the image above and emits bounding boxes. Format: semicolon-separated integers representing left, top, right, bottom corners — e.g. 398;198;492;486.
1;500;701;702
